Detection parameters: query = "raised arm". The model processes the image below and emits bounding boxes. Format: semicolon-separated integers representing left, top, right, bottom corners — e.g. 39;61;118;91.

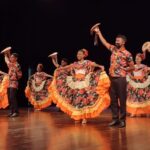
93;27;112;50
52;58;60;68
48;52;59;68
0;47;11;65
4;53;10;65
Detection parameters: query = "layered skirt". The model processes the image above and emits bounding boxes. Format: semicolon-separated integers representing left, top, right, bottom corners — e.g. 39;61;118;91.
25;78;52;110
127;75;150;115
0;75;9;109
50;70;110;120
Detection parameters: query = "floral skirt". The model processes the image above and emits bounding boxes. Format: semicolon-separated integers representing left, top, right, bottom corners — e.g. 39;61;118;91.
0;75;9;109
127;75;150;115
51;70;110;120
25;79;52;110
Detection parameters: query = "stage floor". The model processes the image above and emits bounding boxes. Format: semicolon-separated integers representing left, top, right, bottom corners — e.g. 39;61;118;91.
0;108;150;150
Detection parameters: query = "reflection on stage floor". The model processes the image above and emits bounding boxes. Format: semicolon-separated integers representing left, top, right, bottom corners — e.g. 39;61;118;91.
0;108;150;150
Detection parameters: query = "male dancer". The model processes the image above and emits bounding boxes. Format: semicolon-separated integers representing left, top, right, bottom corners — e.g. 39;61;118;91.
92;24;134;128
1;47;22;117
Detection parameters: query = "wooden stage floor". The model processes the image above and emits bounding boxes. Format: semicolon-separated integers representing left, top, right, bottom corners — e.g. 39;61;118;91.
0;108;150;150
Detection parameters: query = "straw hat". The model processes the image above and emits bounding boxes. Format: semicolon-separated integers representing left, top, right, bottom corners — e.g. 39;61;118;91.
1;47;11;54
142;42;150;52
90;23;101;35
48;52;58;58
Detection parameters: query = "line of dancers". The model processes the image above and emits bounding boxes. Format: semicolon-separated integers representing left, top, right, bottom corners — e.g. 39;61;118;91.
0;23;150;128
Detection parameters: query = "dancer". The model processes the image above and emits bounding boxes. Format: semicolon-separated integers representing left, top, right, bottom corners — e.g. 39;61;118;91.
49;52;70;112
0;70;9;109
1;47;22;117
49;52;69;68
127;43;150;117
91;23;134;128
51;48;110;124
25;63;53;110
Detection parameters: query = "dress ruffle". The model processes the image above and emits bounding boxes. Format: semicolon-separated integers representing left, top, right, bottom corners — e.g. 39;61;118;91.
127;74;150;115
51;71;110;120
127;101;150;115
0;75;9;109
25;80;52;110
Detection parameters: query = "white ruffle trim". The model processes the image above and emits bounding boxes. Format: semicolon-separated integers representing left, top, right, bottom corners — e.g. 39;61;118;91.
32;80;46;92
66;74;91;89
126;75;150;88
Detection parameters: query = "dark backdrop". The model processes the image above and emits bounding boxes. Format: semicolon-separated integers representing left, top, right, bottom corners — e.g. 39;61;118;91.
0;0;149;106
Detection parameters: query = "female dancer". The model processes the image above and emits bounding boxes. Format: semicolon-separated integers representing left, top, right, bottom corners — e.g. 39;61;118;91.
51;49;110;124
25;63;53;110
0;70;9;109
49;52;69;68
127;52;150;117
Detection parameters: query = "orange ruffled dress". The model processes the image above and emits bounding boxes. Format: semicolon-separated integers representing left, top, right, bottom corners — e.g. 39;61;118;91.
0;74;9;109
127;64;150;115
51;60;110;120
25;72;52;110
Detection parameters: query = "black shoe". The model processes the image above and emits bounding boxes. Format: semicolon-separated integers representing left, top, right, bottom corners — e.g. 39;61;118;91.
109;120;120;127
118;121;126;128
7;113;13;117
10;113;19;117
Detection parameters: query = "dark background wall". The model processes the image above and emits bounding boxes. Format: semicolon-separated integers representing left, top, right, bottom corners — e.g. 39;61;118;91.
0;0;149;106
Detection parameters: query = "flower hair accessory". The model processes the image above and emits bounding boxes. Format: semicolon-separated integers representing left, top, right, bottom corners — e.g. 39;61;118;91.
136;53;145;60
82;49;88;57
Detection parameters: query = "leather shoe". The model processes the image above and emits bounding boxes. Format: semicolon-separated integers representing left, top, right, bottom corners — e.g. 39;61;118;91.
109;120;120;127
7;113;13;117
10;113;19;117
118;121;126;128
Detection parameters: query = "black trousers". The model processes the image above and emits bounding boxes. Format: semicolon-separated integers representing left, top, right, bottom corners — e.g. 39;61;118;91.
7;88;19;113
109;77;127;121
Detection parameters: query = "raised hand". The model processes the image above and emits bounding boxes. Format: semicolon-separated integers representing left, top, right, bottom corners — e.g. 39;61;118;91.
1;46;11;55
90;23;101;34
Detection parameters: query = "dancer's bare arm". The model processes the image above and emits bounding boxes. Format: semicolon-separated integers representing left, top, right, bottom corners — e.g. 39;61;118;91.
57;64;73;71
93;63;105;71
0;70;7;75
52;58;60;68
44;73;53;78
1;47;11;64
93;27;112;51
